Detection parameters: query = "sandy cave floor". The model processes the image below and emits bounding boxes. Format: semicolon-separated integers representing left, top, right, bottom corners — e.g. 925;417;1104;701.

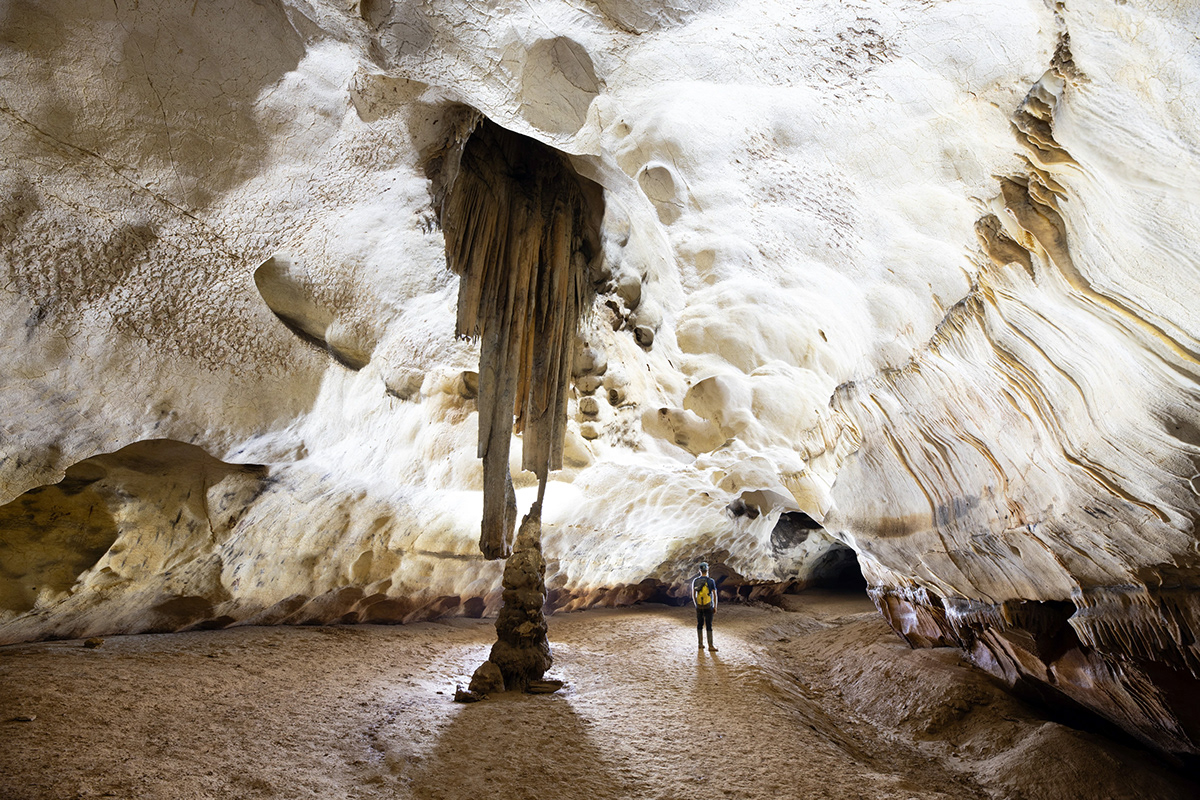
1;592;1196;800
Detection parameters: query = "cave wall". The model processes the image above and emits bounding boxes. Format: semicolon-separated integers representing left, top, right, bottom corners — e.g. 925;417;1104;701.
2;0;1199;757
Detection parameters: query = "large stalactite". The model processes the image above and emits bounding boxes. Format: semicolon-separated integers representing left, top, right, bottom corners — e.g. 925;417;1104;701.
441;116;601;560
440;115;602;689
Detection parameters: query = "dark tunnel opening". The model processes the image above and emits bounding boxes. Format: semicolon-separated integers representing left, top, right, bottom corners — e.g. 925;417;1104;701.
629;512;871;608
806;545;868;592
772;510;867;593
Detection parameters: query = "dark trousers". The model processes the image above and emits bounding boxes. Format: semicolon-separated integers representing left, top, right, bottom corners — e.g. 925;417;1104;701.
696;607;715;644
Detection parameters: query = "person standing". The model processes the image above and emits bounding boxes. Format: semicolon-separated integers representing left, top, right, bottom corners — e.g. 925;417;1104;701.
692;562;719;651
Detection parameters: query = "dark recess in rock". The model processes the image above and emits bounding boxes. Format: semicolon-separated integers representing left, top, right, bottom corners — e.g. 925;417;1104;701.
770;510;823;552
726;497;759;519
0;439;267;623
808;546;867;591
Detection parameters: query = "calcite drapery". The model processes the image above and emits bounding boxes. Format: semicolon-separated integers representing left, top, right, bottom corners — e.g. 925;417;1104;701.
441;117;599;559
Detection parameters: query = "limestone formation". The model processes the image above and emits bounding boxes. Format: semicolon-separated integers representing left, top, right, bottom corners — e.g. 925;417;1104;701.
467;659;504;696
439;116;602;558
1;0;1199;762
487;504;554;691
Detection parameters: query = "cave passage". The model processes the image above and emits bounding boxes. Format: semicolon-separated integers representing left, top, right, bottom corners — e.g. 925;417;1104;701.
808;545;868;591
772;509;869;592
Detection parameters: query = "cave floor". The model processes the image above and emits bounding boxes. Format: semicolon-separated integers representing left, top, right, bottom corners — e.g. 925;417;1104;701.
1;592;1195;800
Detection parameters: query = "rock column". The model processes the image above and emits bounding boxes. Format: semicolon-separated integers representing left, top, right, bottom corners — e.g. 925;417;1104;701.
442;115;602;693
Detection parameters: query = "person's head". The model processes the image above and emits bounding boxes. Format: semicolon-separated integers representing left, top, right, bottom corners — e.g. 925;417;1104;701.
698;561;709;575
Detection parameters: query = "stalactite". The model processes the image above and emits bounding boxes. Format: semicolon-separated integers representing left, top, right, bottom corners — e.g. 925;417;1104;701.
441;116;600;561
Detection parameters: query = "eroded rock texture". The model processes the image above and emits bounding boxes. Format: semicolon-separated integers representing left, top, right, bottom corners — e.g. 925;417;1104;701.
2;0;1199;760
830;43;1200;759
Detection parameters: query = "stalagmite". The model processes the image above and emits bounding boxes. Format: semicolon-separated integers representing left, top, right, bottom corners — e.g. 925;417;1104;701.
481;503;554;692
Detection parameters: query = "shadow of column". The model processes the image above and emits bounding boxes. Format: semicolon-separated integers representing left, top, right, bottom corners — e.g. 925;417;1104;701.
406;692;646;800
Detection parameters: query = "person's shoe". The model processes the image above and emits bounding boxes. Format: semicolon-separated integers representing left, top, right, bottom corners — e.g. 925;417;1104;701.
698;642;704;650
708;645;719;652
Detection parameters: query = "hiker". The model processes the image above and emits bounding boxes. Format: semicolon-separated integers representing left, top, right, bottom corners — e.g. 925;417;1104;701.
692;562;719;651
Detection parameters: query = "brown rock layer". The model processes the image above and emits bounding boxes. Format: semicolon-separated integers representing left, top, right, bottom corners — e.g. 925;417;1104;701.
871;585;1200;765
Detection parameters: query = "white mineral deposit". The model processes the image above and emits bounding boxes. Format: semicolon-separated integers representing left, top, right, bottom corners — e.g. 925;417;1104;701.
2;0;1199;796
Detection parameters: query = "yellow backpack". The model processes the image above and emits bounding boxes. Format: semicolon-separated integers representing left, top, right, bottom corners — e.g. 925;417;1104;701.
696;579;713;608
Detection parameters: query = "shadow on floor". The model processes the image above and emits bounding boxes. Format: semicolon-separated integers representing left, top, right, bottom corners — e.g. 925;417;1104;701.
406;690;647;800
